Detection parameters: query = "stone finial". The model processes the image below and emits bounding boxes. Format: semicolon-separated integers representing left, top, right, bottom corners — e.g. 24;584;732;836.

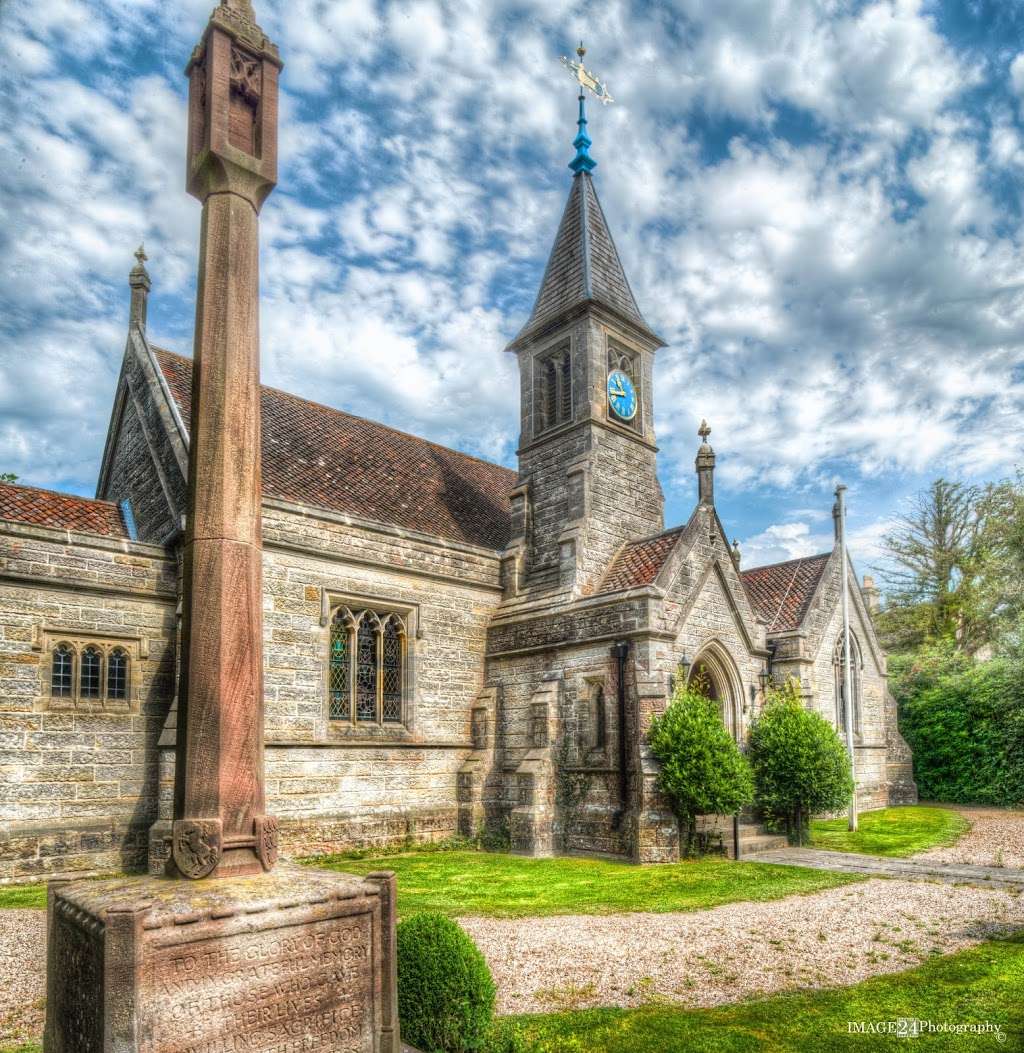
731;538;741;567
128;244;151;333
832;495;841;543
696;420;715;506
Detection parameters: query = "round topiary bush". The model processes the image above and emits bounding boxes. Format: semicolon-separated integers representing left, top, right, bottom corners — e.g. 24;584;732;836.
397;912;496;1053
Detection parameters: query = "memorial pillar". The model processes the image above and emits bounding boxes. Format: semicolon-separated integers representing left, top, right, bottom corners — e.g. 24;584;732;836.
171;0;282;880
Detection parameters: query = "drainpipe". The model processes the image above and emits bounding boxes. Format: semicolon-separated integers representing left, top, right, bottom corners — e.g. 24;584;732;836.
614;640;630;816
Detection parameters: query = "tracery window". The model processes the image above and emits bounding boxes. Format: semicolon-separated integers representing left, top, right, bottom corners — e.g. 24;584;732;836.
42;634;139;710
536;346;572;433
328;607;407;727
833;633;862;736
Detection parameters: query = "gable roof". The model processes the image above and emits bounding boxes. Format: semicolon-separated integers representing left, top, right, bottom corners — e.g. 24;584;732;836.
597;525;685;594
152;349;517;551
0;481;129;539
741;553;832;633
508;172;661;349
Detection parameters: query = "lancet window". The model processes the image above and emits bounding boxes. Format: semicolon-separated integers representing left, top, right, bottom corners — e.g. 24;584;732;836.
833;632;863;736
328;607;407;726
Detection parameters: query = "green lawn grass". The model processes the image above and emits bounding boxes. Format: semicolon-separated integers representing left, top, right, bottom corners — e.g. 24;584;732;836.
490;933;1024;1051
306;849;861;919
810;806;970;858
0;884;46;910
5;936;1021;1053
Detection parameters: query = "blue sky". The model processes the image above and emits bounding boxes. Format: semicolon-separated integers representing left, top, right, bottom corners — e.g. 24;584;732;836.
2;0;1023;576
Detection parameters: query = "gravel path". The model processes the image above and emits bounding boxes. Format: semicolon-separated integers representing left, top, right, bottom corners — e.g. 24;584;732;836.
0;909;46;1043
914;805;1024;870
460;879;1023;1015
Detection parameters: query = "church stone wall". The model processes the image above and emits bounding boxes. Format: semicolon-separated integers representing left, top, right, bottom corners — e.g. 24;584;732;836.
147;504;505;867
0;522;176;883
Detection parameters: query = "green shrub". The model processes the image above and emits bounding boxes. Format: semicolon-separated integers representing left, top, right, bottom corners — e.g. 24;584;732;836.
648;683;754;854
397;912;496;1052
899;656;1024;806
748;679;854;844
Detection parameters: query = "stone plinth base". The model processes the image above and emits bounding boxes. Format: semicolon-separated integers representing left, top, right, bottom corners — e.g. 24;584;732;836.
44;865;399;1053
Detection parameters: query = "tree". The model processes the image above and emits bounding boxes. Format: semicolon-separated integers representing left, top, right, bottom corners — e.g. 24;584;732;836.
0;473;17;483
648;682;754;855
879;479;982;653
972;472;1024;657
747;679;853;845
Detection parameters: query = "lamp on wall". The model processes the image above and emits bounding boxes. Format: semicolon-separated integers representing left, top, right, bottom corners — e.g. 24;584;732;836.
758;664;772;694
678;654;691;681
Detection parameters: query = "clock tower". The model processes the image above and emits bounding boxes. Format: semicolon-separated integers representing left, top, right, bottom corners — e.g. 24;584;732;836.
502;85;665;601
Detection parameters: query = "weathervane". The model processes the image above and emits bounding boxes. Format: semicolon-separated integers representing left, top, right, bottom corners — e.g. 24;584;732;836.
560;42;613;174
560;42;614;105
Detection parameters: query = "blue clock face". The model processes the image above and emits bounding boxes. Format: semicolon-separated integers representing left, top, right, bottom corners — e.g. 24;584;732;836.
607;369;638;421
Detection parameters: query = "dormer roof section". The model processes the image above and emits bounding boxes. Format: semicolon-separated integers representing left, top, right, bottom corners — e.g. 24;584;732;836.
507;172;663;351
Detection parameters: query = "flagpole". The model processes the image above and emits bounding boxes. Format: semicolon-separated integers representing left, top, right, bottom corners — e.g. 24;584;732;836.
836;484;858;831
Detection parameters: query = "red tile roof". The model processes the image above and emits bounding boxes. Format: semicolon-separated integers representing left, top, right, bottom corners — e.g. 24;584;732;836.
153;348;517;551
598;526;685;594
0;481;128;538
741;553;831;632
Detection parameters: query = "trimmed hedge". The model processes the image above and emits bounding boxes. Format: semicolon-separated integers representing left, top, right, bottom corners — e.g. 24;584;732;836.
648;685;754;854
899;657;1024;806
397;912;496;1053
748;680;853;844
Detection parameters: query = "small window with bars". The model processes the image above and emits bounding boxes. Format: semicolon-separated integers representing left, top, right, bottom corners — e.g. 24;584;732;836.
51;644;74;698
328;607;407;727
107;649;129;701
80;647;102;699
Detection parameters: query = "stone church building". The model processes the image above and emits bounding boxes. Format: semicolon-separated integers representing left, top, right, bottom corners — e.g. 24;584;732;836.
0;113;916;882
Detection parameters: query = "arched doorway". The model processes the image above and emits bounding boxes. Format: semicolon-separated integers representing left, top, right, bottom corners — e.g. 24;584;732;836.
688;644;742;740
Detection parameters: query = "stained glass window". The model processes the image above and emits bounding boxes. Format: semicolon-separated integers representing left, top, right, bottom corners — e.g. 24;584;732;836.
107;649;128;701
382;620;402;723
328;607;408;726
329;617;351;721
355;619;378;722
52;645;73;698
80;646;102;699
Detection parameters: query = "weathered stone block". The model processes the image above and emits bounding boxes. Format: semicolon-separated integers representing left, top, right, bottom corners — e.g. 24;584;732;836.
45;865;399;1053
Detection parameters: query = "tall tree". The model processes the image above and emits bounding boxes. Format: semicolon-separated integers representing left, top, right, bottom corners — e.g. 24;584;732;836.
880;479;982;652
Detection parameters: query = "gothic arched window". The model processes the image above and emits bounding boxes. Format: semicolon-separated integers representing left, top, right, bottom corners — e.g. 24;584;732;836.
833;633;862;735
80;646;102;700
107;648;129;701
51;644;74;698
328;607;408;727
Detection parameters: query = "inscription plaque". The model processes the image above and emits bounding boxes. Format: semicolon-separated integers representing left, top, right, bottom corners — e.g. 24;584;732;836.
146;915;372;1053
45;866;399;1053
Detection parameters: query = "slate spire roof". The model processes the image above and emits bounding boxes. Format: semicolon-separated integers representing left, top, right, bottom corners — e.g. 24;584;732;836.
507;172;662;349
